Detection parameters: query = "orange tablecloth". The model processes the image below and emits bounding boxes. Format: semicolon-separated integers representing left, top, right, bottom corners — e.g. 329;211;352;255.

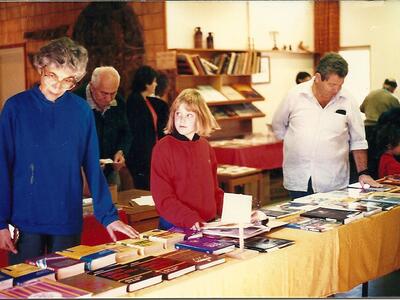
213;141;283;170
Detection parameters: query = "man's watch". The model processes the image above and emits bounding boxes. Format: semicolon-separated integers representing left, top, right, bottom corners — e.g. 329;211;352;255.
358;169;369;177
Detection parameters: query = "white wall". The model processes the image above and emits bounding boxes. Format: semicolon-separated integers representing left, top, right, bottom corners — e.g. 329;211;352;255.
341;1;400;99
166;1;314;133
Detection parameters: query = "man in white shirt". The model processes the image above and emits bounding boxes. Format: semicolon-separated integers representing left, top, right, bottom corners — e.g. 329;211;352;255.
272;53;381;199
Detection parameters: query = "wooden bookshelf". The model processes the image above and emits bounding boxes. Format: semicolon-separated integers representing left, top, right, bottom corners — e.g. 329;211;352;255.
169;48;266;140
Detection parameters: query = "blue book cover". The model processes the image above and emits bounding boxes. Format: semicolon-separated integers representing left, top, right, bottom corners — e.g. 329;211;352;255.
175;237;235;255
80;249;116;271
13;268;55;286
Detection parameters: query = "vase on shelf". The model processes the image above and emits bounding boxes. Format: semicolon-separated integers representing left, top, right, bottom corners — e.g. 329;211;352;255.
194;27;203;49
206;32;214;49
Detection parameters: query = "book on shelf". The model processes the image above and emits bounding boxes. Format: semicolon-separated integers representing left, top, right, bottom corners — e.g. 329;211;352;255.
139;229;185;249
231;83;263;100
25;253;85;280
56;245;116;271
101;242;139;264
175;236;236;255
230;103;262;116
89;257;162;292
300;207;363;224
0;278;92;298
220;85;245;100
59;272;127;298
0;263;55;286
222;106;238;117
133;255;196;280
116;238;164;256
176;53;198;75
285;216;342;232
196;85;228;102
226;52;237;75
191;54;207;75
0;272;13;291
210;106;228;119
356;199;397;211
160;249;226;270
244;236;295;253
200;57;219;74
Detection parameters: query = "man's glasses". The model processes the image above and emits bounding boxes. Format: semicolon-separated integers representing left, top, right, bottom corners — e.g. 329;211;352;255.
41;67;77;90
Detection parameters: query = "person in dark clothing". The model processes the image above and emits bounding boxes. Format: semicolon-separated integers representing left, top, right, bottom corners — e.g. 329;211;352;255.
126;65;169;190
295;71;311;84
0;38;138;265
74;66;132;188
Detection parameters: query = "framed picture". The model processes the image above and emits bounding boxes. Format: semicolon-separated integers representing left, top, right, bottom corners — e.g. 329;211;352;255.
251;54;270;84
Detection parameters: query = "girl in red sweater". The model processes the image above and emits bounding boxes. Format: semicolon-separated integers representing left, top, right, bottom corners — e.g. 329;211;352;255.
150;89;223;230
376;123;400;178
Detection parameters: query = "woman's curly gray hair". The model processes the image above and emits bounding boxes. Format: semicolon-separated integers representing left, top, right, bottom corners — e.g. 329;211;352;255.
33;37;88;81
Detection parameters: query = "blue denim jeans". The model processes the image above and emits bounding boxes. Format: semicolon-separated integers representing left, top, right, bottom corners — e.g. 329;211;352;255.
158;216;174;230
9;231;81;265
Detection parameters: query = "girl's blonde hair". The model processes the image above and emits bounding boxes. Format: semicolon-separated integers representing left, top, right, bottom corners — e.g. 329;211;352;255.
164;88;220;137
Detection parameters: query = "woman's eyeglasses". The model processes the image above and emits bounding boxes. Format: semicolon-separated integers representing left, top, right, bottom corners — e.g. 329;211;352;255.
41;67;77;90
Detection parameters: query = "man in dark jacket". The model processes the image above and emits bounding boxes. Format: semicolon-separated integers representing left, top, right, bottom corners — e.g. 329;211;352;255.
74;66;132;188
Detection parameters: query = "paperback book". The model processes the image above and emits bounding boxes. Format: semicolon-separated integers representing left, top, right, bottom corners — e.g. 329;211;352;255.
362;193;400;205
300;207;363;224
0;278;91;298
0;272;12;291
356;199;397;211
160;249;226;270
259;208;300;219
116;238;164;256
244;236;295;253
139;229;185;249
56;245;116;271
0;263;56;286
175;237;236;255
101;243;139;264
286;216;342;232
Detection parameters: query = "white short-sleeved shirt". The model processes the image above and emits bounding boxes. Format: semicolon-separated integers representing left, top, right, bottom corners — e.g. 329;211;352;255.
272;78;367;193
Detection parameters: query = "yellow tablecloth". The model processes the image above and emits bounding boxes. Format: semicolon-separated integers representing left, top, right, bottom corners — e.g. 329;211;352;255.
125;207;400;297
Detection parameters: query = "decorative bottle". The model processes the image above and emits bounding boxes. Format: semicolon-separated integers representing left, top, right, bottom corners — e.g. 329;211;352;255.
194;27;203;48
206;32;214;49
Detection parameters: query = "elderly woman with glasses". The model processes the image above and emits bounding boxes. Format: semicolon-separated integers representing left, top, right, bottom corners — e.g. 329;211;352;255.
0;37;139;264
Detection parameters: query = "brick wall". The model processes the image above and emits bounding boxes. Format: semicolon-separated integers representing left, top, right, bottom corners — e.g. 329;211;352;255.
0;1;166;90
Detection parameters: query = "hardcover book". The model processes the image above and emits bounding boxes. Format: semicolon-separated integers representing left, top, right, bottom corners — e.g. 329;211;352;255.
140;229;185;249
25;253;85;280
59;272;127;298
0;272;12;291
56;245;116;271
116;238;164;256
244;236;295;253
231;83;263;100
286;216;342;232
89;257;162;292
175;237;236;255
134;256;196;280
160;249;226;270
0;278;92;298
300;207;363;224
0;263;56;286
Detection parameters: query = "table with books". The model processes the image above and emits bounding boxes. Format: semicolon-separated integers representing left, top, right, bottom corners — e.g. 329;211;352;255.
1;185;400;298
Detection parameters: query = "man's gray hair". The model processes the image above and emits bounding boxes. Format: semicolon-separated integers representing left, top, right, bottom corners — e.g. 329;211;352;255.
91;66;120;86
316;52;348;81
33;37;88;81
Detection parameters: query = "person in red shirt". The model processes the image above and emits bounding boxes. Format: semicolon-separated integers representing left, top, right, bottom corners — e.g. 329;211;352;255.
150;89;223;230
377;123;400;178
